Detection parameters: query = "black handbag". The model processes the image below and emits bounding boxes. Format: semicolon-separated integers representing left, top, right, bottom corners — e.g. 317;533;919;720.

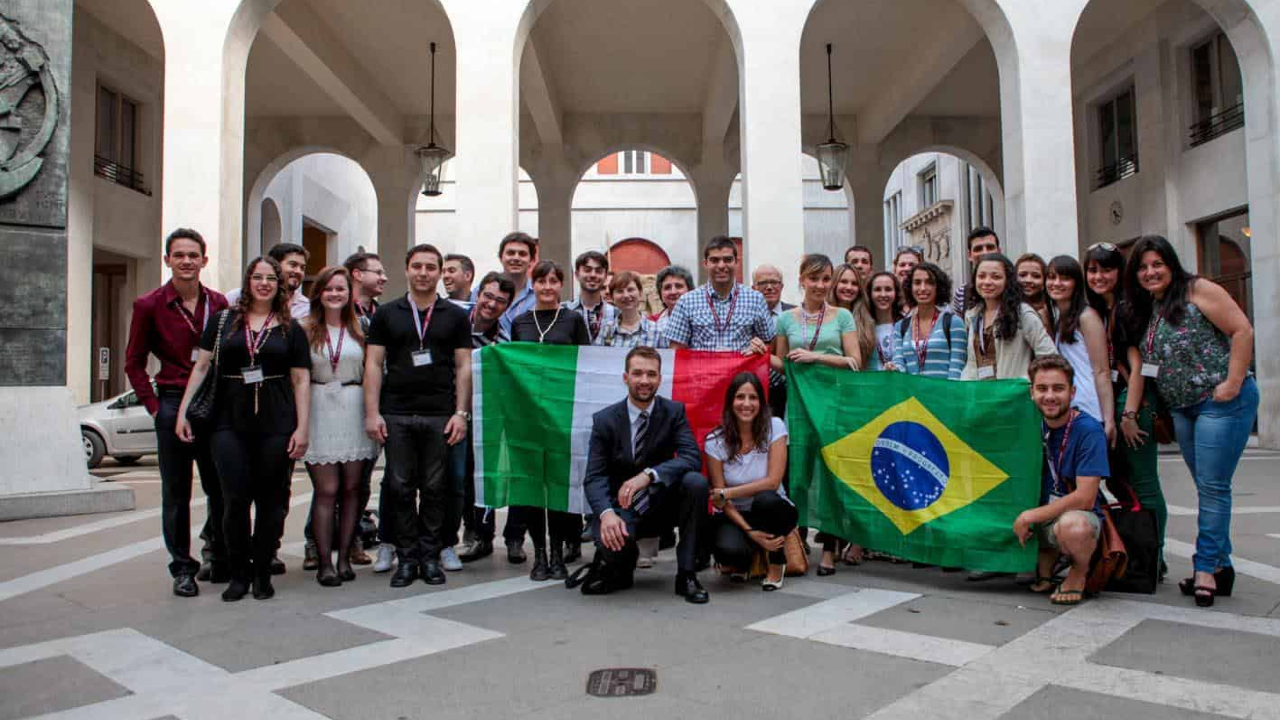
1104;481;1160;594
185;310;229;422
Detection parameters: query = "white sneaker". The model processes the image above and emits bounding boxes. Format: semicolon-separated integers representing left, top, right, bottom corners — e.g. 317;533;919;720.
373;543;395;573
440;546;463;571
636;537;659;569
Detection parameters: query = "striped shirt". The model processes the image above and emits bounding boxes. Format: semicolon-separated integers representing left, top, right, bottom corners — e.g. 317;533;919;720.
891;310;968;379
471;319;509;348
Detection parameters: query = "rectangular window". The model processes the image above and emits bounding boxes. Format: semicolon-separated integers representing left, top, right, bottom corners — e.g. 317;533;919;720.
1096;87;1138;188
597;153;618;174
919;164;938;207
94;84;147;194
1190;32;1245;146
650;154;672;174
883;192;903;251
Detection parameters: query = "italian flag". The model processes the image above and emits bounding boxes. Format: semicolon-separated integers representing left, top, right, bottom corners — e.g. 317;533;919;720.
473;343;769;513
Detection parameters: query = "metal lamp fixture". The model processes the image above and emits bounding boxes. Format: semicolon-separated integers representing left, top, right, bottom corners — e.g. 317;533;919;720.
816;43;849;192
417;41;450;197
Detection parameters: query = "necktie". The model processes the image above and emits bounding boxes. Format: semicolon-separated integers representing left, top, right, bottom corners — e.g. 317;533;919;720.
633;410;649;461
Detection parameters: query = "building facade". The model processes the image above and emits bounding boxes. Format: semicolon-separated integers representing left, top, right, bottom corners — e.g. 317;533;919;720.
36;0;1280;449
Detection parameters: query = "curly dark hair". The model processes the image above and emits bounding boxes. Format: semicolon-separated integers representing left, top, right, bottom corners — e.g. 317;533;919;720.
909;262;952;309
709;372;771;466
965;253;1021;341
233;256;292;331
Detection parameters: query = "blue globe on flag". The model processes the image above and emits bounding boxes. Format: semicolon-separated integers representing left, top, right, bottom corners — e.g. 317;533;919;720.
870;421;950;511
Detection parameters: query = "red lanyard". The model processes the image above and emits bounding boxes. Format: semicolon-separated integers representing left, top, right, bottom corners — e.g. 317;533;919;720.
914;310;940;370
325;325;346;374
804;305;828;350
410;297;435;351
1045;410;1077;493
245;315;275;365
175;291;210;338
707;288;737;333
1144;315;1163;358
355;301;375;320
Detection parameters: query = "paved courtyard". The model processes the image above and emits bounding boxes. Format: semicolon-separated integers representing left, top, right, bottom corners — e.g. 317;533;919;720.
2;449;1279;720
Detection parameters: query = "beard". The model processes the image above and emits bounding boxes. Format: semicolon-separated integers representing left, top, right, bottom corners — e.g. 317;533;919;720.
628;386;656;404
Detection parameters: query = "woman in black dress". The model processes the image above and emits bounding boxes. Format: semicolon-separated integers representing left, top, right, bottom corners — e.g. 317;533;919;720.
510;260;590;581
178;257;311;601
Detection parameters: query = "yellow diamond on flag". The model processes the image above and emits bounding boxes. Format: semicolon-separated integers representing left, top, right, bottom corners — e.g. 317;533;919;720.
820;396;1010;535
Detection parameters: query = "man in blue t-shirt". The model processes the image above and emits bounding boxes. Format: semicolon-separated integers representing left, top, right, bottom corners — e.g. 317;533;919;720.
1014;356;1110;606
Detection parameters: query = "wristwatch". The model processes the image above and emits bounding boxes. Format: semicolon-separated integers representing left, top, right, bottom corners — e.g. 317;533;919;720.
455;410;471;422
1120;410;1138;420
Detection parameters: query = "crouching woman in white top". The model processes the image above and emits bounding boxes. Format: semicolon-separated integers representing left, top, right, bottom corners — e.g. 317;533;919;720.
705;372;797;591
302;266;380;587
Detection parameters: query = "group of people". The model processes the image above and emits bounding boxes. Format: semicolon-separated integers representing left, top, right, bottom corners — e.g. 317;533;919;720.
127;224;1258;609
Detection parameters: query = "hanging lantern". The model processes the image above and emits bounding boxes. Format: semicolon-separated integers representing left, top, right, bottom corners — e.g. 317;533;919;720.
818;43;848;192
417;41;450;197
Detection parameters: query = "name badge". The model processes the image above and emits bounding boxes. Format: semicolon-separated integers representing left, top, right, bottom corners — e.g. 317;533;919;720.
977;366;996;379
411;350;433;367
191;349;200;363
1111;369;1120;383
1141;363;1160;379
242;365;265;384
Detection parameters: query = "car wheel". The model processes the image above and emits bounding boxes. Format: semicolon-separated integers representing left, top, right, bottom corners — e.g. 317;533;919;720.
82;429;106;469
113;455;142;466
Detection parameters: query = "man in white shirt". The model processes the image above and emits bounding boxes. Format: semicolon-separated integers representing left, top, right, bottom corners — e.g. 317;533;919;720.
225;243;311;319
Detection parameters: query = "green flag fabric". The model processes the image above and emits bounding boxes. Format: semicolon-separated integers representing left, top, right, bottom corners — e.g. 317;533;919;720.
787;363;1043;573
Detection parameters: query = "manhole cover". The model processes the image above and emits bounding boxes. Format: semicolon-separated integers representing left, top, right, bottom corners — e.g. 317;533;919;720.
586;668;657;697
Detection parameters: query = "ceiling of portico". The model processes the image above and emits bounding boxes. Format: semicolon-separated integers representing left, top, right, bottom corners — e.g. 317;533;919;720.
75;0;164;60
1072;0;1167;63
911;39;999;118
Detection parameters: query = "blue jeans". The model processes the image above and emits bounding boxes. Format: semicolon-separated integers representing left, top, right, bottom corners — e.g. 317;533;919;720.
1170;377;1259;574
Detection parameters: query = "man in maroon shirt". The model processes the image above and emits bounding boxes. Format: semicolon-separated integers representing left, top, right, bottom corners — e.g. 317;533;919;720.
124;229;230;598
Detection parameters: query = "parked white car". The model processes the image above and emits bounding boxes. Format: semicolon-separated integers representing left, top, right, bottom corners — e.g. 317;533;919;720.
78;389;156;468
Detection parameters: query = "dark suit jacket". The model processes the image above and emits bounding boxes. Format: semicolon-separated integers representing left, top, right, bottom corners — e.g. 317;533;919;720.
583;396;702;517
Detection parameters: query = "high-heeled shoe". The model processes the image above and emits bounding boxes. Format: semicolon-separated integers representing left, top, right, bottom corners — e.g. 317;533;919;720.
338;566;356;582
762;565;785;591
816;564;836;577
317;568;341;587
1180;566;1234;598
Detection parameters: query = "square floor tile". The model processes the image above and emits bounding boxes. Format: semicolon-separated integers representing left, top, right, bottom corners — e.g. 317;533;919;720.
0;655;131;720
999;684;1233;720
1088;619;1280;694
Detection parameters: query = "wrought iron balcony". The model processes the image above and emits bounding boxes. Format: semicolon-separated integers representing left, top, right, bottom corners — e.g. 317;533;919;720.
94;155;151;195
1189;103;1244;147
1094;155;1138;189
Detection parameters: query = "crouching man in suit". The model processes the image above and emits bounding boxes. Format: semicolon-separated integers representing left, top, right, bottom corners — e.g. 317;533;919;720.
582;346;710;603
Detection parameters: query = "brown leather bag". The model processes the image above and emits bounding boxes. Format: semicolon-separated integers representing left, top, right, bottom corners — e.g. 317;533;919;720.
747;528;810;578
1085;505;1128;595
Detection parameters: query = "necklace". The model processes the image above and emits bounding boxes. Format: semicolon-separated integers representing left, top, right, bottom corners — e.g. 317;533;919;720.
533;306;563;344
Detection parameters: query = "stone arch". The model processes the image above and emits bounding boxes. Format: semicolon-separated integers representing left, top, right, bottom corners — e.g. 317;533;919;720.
260;197;282;247
610;238;672;275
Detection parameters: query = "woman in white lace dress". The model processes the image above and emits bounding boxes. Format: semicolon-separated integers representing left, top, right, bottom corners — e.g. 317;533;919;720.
302;266;379;587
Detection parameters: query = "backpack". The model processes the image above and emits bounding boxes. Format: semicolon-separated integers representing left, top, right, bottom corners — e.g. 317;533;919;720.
896;311;957;359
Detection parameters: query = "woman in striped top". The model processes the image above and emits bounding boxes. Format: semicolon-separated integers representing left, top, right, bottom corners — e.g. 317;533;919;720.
891;262;967;379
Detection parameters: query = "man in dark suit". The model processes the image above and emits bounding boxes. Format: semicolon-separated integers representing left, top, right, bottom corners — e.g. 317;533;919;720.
583;346;710;603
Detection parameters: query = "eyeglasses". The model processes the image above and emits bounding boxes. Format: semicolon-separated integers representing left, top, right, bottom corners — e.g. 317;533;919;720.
1087;242;1118;252
903;245;924;254
250;274;279;283
753;280;782;288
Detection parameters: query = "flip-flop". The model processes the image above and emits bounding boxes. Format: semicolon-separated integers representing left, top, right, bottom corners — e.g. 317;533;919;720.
1027;575;1055;594
1050;587;1085;606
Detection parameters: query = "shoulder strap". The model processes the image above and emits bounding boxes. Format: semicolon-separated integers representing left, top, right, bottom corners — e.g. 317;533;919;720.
212;310;229;370
897;316;911;340
942;311;955;353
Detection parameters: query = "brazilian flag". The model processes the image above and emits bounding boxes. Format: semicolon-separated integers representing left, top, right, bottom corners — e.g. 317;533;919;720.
787;364;1042;572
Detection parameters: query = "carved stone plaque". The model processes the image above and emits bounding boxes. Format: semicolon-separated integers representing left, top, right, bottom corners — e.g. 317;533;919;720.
0;2;70;229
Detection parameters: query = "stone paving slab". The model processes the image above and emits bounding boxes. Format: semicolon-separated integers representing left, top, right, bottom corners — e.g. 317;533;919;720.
999;684;1235;720
1088;618;1280;695
0;655;131;720
856;592;1058;646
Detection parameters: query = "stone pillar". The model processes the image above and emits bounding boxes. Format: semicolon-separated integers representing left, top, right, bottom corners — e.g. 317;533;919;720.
365;145;417;297
535;179;573;282
150;0;249;293
845;148;889;267
438;0;523;270
0;1;133;518
730;5;809;302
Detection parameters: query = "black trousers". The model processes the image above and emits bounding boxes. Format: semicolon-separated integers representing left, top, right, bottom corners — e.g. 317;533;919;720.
591;471;709;574
382;413;449;562
210;429;292;580
713;493;798;568
441;422;470;547
155;391;225;577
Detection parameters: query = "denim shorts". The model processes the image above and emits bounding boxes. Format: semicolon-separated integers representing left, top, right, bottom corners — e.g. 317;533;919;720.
1040;510;1101;550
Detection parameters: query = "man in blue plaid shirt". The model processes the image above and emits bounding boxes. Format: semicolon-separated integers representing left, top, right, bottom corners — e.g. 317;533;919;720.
663;236;776;354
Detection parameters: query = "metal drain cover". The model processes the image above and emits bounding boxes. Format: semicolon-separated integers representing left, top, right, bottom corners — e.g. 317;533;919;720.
586;668;657;697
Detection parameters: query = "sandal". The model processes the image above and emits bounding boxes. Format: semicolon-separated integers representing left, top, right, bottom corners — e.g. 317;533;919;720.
1027;576;1055;594
816;564;836;577
1194;585;1216;607
1050;586;1085;606
841;545;865;566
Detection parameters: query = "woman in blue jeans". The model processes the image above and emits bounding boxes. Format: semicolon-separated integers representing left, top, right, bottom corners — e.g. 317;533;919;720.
1125;236;1257;607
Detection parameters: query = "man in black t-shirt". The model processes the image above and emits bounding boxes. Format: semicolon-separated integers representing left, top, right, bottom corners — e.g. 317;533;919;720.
365;244;473;587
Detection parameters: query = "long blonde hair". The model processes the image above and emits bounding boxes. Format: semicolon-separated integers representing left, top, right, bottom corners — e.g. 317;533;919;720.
829;263;877;369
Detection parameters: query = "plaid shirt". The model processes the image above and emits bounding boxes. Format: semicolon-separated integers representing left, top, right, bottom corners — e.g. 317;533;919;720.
767;302;792;387
663;283;775;351
596;316;665;348
562;296;617;344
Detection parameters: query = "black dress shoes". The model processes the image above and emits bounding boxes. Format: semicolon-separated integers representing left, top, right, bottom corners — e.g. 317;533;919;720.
390;560;420;587
221;578;251;602
459;539;493;563
548;545;568;581
269;555;287;575
173;573;199;598
530;548;550;581
674;572;709;604
421;560;447;585
252;573;275;600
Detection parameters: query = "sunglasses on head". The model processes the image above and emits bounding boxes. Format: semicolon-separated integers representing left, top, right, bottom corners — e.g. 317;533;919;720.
1087;242;1118;252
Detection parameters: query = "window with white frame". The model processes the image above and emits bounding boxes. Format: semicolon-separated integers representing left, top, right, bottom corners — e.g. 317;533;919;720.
883;192;903;252
1096;86;1138;189
95;84;147;193
919;164;938;207
1189;31;1244;146
622;149;647;174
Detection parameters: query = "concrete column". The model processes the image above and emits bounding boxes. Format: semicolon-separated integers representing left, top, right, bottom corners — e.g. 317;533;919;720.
363;145;417;297
692;174;733;284
150;0;250;293
730;4;810;300
535;179;573;279
992;1;1088;262
844;148;890;267
438;0;524;269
